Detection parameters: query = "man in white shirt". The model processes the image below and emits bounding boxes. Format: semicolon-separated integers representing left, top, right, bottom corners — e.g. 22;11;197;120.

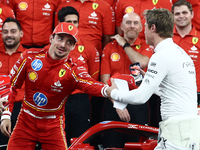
107;8;200;150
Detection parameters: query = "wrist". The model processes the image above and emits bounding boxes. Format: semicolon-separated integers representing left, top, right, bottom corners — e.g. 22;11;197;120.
123;42;130;49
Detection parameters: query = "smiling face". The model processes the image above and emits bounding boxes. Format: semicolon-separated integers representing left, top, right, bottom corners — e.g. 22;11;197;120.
2;22;23;49
49;33;76;60
121;12;142;40
173;5;193;28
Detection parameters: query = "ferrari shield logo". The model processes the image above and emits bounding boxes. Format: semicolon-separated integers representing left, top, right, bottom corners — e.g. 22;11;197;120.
152;0;158;5
78;46;84;52
136;45;141;50
68;25;73;31
92;3;99;10
59;69;66;78
0;8;2;14
192;37;198;45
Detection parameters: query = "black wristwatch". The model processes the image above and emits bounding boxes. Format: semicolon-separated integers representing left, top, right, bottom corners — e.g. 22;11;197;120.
123;42;130;49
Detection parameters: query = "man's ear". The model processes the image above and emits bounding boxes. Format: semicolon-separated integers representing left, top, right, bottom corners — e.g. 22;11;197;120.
20;30;23;38
151;24;156;32
49;34;53;44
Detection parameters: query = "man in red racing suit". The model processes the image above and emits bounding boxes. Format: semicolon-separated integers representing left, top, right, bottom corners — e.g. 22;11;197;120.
0;22;108;150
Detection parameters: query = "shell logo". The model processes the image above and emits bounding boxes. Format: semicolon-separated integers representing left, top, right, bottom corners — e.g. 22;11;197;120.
111;53;120;61
0;61;2;68
125;6;134;14
28;71;38;82
19;2;28;10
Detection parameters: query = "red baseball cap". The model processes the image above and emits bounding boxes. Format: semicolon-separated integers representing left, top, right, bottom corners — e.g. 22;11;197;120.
52;22;78;42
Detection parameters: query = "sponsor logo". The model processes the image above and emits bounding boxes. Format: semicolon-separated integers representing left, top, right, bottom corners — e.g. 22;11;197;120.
111;53;120;61
78;46;84;52
183;62;194;68
68;25;73;31
28;71;38;82
188;71;195;74
59;69;66;78
145;73;155;79
147;69;158;74
88;12;98;20
33;92;48;106
189;45;199;53
136;45;141;50
77;66;86;71
0;80;4;84
42;3;52;11
78;55;85;62
19;2;28;10
150;62;156;67
31;59;43;71
128;124;138;129
125;6;134;14
189;55;198;59
144;78;150;85
54;80;61;87
100;121;112;124
192;37;198;45
0;61;2;68
92;3;99;10
152;0;158;5
0;8;2;15
51;80;63;92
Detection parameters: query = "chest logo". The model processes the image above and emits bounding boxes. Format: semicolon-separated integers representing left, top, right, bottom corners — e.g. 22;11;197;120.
0;61;2;68
31;59;43;71
111;53;120;61
28;71;38;82
136;45;141;50
0;8;2;15
125;6;134;14
92;3;99;10
192;37;198;45
33;92;48;107
19;2;28;10
59;69;66;78
152;0;158;5
78;46;84;52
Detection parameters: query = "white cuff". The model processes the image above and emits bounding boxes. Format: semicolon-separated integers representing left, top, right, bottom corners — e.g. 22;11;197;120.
1;110;11;120
113;100;127;110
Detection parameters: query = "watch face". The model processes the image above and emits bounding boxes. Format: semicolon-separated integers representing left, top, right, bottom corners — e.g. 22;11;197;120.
123;43;130;49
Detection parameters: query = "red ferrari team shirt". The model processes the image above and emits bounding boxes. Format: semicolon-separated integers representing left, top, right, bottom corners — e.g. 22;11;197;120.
173;26;200;92
70;38;100;95
0;44;26;102
0;3;15;44
7;0;61;46
115;0;172;39
101;38;153;76
55;0;115;53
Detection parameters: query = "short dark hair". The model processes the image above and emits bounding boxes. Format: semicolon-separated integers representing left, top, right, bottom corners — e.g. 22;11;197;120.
58;6;79;22
2;17;22;31
143;8;174;38
172;0;193;14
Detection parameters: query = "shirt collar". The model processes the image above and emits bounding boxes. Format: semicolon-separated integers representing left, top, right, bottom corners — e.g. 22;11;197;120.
154;38;173;53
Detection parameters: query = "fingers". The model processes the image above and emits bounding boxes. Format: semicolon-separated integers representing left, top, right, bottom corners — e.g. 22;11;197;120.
0;98;8;111
0;120;11;138
116;108;131;123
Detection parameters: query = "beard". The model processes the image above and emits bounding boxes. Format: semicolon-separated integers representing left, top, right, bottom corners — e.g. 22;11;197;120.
3;37;19;49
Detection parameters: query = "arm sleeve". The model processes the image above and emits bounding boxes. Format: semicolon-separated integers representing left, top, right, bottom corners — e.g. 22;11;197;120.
111;53;169;104
100;44;111;75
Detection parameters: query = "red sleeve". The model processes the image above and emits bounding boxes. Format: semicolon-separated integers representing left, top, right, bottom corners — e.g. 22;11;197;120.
54;2;66;27
139;42;154;58
115;0;123;27
100;43;112;75
72;60;108;97
102;3;115;35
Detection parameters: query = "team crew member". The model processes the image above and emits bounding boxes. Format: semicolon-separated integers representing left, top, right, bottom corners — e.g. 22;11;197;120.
55;0;115;55
58;6;100;146
7;0;61;48
107;8;200;149
0;3;15;44
115;0;172;39
101;12;153;148
0;17;26;148
0;22;109;150
172;0;200;107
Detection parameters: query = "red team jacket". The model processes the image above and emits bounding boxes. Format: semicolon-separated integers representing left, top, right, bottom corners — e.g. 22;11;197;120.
5;48;107;119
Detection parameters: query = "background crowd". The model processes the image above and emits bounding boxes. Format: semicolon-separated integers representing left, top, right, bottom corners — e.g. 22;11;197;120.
0;0;200;149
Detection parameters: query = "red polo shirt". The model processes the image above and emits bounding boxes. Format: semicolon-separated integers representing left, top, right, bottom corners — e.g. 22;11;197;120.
55;0;115;53
0;44;26;102
115;0;172;39
173;26;200;92
8;0;61;46
101;38;153;76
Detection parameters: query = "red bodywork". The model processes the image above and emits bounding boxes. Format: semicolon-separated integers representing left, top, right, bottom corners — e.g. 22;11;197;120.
69;121;158;150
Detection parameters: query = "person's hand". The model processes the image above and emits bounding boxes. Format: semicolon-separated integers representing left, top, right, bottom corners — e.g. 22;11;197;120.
0;98;8;116
106;78;117;99
116;108;131;122
0;119;11;137
111;34;126;47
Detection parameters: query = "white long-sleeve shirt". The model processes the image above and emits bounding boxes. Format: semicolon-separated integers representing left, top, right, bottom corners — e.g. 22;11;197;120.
111;38;198;121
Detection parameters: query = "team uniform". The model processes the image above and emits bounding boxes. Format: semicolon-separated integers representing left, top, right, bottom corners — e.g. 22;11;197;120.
1;48;108;149
115;0;172;39
65;38;100;146
0;3;15;44
55;0;115;54
111;38;200;149
101;38;153;148
7;0;61;47
173;26;200;106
